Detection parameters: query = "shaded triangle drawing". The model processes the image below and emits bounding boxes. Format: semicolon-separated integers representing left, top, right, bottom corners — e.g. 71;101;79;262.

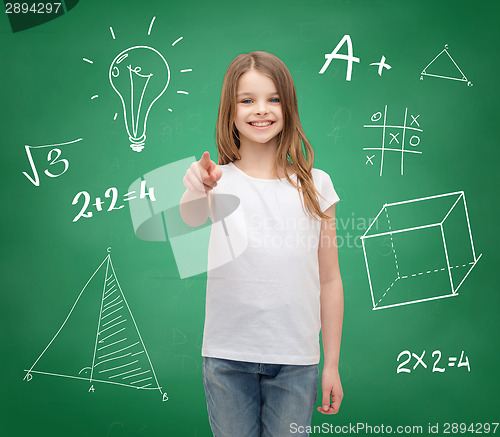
420;45;472;86
24;249;166;400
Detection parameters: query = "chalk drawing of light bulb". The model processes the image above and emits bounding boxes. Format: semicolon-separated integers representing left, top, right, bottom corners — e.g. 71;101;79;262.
109;46;170;152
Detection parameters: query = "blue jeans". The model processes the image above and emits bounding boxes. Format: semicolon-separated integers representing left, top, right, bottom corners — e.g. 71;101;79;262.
202;357;319;437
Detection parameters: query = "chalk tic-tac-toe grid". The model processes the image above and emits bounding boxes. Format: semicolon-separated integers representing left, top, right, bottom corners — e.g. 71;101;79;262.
363;105;423;176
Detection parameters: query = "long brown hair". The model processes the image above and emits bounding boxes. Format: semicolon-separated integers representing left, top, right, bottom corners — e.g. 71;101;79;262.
216;51;332;220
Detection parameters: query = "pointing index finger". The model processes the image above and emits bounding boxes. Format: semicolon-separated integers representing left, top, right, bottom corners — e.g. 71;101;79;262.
199;151;212;170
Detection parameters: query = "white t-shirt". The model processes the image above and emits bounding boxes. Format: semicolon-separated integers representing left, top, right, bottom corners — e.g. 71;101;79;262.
201;161;340;365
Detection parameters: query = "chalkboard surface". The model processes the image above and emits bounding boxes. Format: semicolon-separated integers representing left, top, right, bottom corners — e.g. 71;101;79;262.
2;0;499;436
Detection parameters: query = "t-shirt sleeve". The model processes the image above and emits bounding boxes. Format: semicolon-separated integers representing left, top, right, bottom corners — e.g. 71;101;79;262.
316;169;340;212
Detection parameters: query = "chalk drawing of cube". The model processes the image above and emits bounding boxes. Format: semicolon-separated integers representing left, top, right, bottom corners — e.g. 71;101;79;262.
361;191;482;310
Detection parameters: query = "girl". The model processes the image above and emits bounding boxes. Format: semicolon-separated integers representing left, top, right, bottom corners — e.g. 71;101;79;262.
180;51;343;437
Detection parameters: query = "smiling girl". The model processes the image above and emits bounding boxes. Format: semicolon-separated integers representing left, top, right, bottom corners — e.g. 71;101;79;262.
180;51;343;437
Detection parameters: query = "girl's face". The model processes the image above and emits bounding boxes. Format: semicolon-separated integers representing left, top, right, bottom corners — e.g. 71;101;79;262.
234;69;283;148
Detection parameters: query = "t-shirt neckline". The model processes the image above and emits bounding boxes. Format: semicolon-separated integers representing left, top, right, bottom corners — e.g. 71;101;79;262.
229;161;296;182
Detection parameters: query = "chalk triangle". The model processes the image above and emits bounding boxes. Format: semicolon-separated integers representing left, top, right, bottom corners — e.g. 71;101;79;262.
421;46;468;83
24;251;163;396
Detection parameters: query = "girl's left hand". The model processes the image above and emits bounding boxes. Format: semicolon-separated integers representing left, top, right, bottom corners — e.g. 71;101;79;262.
316;367;343;415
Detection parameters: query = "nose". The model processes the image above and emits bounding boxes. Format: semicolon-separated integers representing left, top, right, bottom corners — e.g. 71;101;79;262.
255;100;269;116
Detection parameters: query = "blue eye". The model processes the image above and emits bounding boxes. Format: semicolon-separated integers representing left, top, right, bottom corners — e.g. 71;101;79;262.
270;98;280;103
241;99;252;104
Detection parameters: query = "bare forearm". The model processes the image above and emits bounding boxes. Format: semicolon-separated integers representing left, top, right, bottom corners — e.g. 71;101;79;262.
180;153;221;227
320;277;344;369
179;189;209;227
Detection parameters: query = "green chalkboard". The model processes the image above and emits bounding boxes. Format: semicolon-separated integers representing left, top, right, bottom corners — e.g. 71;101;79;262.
2;0;499;436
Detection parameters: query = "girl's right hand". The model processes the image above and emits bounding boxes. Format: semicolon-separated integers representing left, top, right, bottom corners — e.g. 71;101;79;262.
183;151;222;195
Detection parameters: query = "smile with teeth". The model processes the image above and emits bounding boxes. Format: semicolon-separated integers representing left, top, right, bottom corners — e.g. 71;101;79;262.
249;121;274;127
